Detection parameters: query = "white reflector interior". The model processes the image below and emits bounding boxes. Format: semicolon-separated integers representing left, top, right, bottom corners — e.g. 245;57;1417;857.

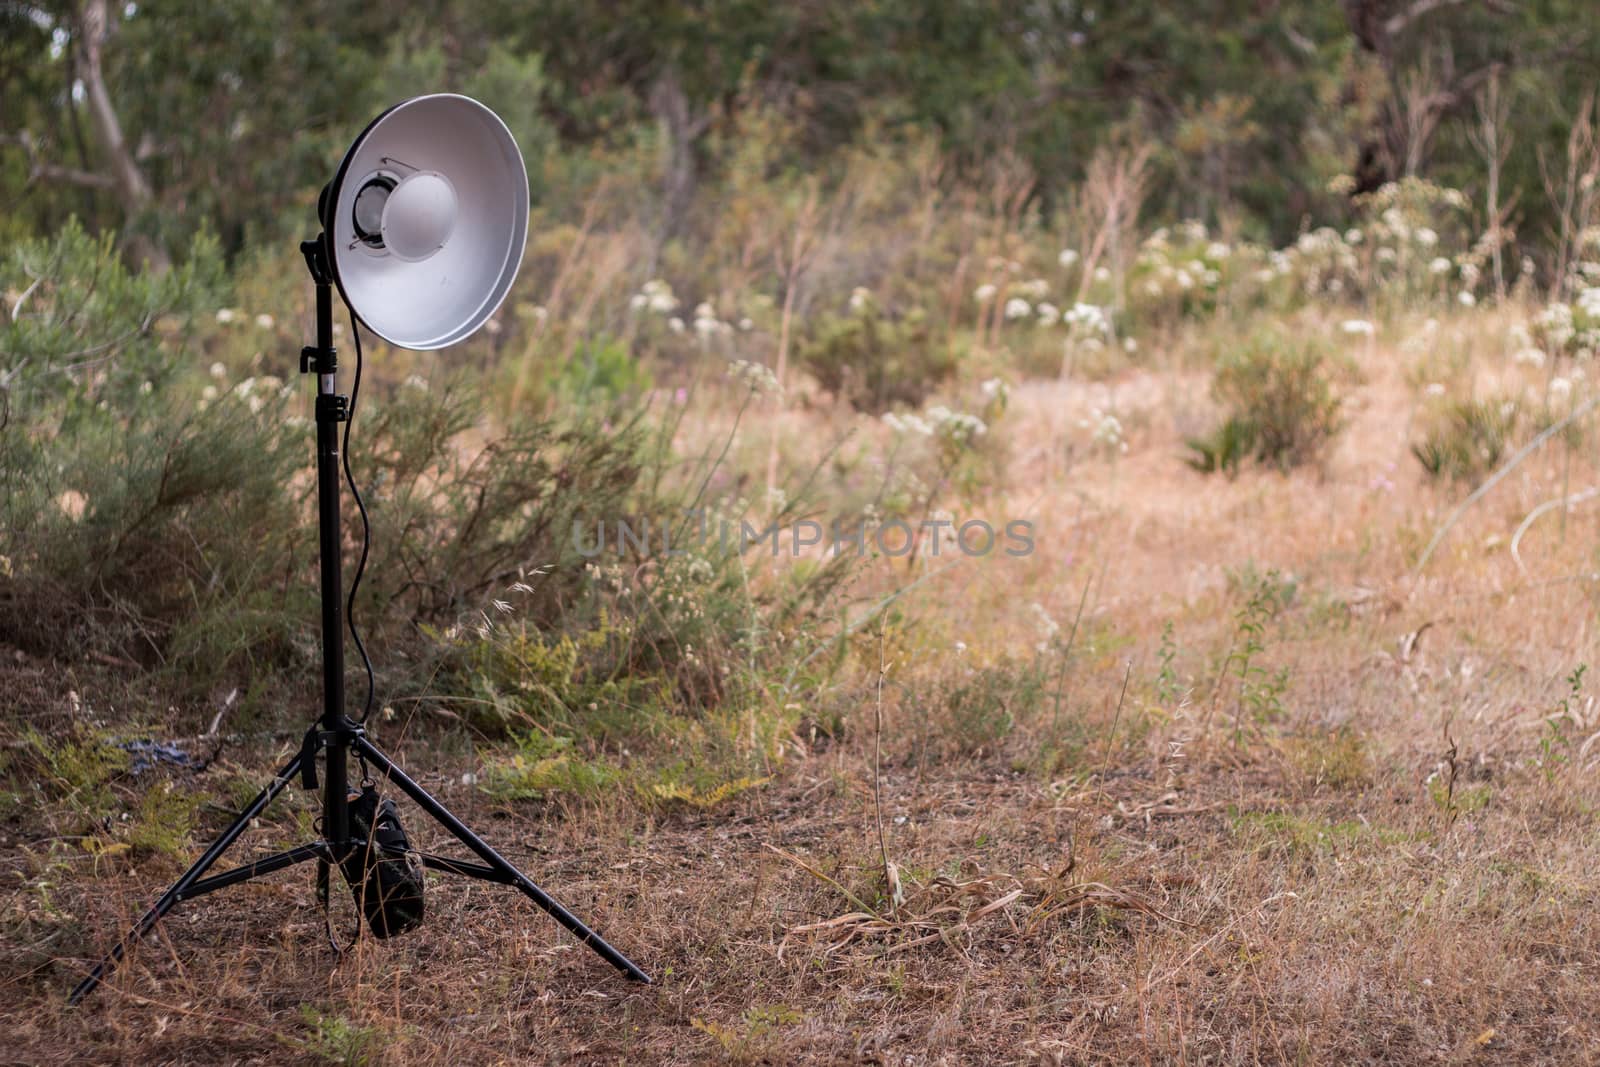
326;94;529;350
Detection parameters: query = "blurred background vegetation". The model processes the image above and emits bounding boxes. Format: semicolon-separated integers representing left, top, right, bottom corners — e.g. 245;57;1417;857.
4;0;1599;261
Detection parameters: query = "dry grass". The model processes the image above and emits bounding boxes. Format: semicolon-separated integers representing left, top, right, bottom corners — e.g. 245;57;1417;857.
7;306;1600;1064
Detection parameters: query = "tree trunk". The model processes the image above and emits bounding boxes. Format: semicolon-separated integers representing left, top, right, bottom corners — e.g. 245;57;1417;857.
77;0;168;272
648;68;702;240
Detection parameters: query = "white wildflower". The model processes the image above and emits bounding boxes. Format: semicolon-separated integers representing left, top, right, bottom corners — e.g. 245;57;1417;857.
1029;602;1060;652
1429;256;1452;275
1058;249;1080;268
927;405;987;444
980;377;1009;402
641;279;679;313
1089;407;1123;448
974;283;997;303
1063;303;1112;337
882;411;933;437
728;359;781;395
1004;297;1032;320
1537;303;1576;350
1381;207;1409;241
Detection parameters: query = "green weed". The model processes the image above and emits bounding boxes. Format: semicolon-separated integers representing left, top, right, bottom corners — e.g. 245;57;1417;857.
289;1006;389;1067
1188;327;1342;474
800;302;954;413
1412;396;1521;486
1226;570;1292;742
1284;725;1370;790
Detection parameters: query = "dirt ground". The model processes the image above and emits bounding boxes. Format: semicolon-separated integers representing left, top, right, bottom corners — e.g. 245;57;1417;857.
6;690;1600;1065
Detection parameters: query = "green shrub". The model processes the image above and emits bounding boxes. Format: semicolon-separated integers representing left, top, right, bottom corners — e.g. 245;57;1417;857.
0;223;306;675
925;657;1049;759
127;780;201;859
561;333;655;403
440;505;860;736
481;733;623;802
1285;725;1370;790
1411;396;1519;486
1187;329;1342;474
799;304;954;413
353;383;651;632
0;223;679;703
16;725;129;820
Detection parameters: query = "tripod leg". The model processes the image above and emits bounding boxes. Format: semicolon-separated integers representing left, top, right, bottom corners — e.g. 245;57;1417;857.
353;737;651;984
68;754;304;1005
180;841;330;899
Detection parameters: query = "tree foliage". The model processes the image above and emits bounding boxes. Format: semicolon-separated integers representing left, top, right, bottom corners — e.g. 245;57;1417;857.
2;0;1598;263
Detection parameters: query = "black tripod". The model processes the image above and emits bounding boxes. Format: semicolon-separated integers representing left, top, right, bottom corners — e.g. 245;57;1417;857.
69;238;650;1005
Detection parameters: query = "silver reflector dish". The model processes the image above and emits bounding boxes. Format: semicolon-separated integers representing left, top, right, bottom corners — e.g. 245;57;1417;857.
321;94;528;350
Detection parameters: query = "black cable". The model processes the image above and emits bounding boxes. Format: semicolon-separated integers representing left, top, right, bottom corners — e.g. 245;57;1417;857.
343;309;376;725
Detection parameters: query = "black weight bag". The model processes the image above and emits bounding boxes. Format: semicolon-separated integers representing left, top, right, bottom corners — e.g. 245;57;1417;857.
339;782;426;938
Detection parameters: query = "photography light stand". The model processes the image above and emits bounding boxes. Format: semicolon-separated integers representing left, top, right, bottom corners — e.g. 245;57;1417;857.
68;238;650;1005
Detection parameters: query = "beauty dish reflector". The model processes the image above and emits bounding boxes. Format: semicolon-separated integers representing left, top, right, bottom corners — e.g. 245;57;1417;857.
321;94;529;350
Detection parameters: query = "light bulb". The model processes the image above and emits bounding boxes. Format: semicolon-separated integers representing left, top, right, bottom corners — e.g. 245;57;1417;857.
381;172;457;262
